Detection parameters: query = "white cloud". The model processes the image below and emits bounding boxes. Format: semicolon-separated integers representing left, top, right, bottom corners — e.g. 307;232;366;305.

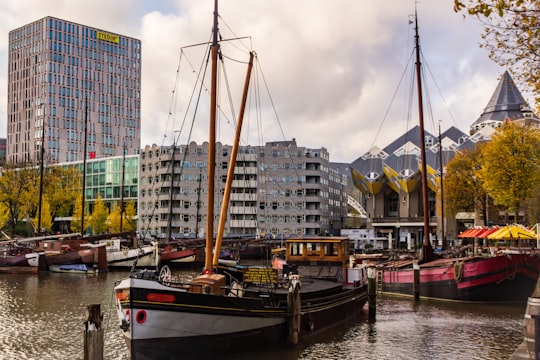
0;0;508;162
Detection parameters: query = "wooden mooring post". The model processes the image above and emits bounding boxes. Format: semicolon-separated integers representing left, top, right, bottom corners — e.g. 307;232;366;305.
367;266;376;321
83;304;104;360
413;260;420;301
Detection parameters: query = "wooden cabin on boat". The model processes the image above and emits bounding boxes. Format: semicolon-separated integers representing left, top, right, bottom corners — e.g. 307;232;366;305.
284;236;353;282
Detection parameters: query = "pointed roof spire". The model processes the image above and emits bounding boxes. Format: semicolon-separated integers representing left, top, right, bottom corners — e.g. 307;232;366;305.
470;71;538;133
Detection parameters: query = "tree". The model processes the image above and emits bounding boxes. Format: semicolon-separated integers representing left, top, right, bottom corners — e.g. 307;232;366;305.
107;201;138;233
32;199;53;234
44;166;81;220
123;202;137;232
88;195;109;235
0;164;37;235
107;204;122;233
444;147;487;220
454;0;540;108
479;122;540;222
70;194;85;233
24;165;81;232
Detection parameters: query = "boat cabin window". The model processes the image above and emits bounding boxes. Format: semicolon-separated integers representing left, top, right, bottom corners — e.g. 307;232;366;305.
290;242;303;256
324;243;338;256
306;242;321;256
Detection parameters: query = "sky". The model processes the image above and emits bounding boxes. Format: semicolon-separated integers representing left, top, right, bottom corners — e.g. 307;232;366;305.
0;0;518;163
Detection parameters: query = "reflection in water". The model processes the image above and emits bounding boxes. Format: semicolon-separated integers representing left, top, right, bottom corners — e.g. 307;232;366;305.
0;272;525;360
0;272;129;360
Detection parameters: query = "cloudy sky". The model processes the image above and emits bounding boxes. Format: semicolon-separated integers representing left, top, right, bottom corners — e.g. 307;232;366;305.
0;0;517;163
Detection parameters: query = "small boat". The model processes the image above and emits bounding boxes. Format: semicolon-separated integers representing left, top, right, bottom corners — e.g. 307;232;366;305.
0;244;40;273
45;247;97;267
49;263;98;274
159;245;198;266
114;3;368;358
0;245;40;267
93;238;159;269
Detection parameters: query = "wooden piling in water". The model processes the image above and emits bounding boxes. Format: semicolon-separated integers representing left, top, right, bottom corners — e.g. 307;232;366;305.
368;266;376;319
413;261;420;300
83;304;104;360
510;275;540;359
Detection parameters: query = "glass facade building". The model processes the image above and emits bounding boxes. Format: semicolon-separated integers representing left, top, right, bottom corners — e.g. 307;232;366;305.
57;154;139;217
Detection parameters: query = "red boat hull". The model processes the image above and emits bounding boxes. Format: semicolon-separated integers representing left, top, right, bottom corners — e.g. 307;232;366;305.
380;253;540;302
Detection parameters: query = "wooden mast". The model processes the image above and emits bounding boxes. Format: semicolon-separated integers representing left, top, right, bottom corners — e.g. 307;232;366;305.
81;101;88;236
438;122;446;251
204;0;219;272
37;105;45;234
213;51;255;268
120;142;126;233
414;12;433;262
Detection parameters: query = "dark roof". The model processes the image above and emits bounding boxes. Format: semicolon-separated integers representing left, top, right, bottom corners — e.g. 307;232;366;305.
471;71;536;126
384;153;419;174
350;157;384;180
382;125;436;155
440;126;468;145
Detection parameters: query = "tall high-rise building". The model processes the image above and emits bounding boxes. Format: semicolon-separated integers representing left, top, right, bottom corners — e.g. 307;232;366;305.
7;16;141;165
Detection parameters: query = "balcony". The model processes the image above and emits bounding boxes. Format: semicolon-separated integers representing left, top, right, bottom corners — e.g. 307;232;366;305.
232;180;258;188
229;220;258;228
229;206;257;214
230;193;257;201
234;167;257;175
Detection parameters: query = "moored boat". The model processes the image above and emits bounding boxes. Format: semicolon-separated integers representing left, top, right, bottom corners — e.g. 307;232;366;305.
49;263;99;274
378;252;540;302
159;245;198;267
115;236;368;358
114;3;368;358
92;238;159;269
373;13;540;303
0;244;40;273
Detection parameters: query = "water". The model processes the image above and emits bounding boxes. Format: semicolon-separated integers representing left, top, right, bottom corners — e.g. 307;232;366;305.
0;271;525;360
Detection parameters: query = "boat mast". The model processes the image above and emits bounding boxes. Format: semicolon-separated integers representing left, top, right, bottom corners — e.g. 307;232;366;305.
213;51;255;268
81;101;88;236
204;0;219;272
37;105;45;235
167;143;176;240
414;12;433;262
120;141;126;233
438;122;446;250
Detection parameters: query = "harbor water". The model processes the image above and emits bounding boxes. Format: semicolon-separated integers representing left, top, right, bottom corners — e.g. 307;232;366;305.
0;270;525;360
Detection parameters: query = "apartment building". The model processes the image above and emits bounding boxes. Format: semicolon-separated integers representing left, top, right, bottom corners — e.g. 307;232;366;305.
138;140;347;239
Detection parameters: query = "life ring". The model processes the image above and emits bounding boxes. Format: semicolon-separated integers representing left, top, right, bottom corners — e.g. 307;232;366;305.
136;310;147;324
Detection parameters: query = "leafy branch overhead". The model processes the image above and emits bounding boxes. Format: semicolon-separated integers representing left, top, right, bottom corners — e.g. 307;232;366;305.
454;0;540;110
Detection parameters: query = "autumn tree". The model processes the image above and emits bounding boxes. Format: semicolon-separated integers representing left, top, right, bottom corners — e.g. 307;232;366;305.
70;194;85;233
0;164;37;235
44;166;81;220
444;146;488;222
454;0;540;108
32;199;53;234
123;202;137;232
107;201;137;233
479;122;540;222
25;165;81;231
88;195;109;235
107;204;122;233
